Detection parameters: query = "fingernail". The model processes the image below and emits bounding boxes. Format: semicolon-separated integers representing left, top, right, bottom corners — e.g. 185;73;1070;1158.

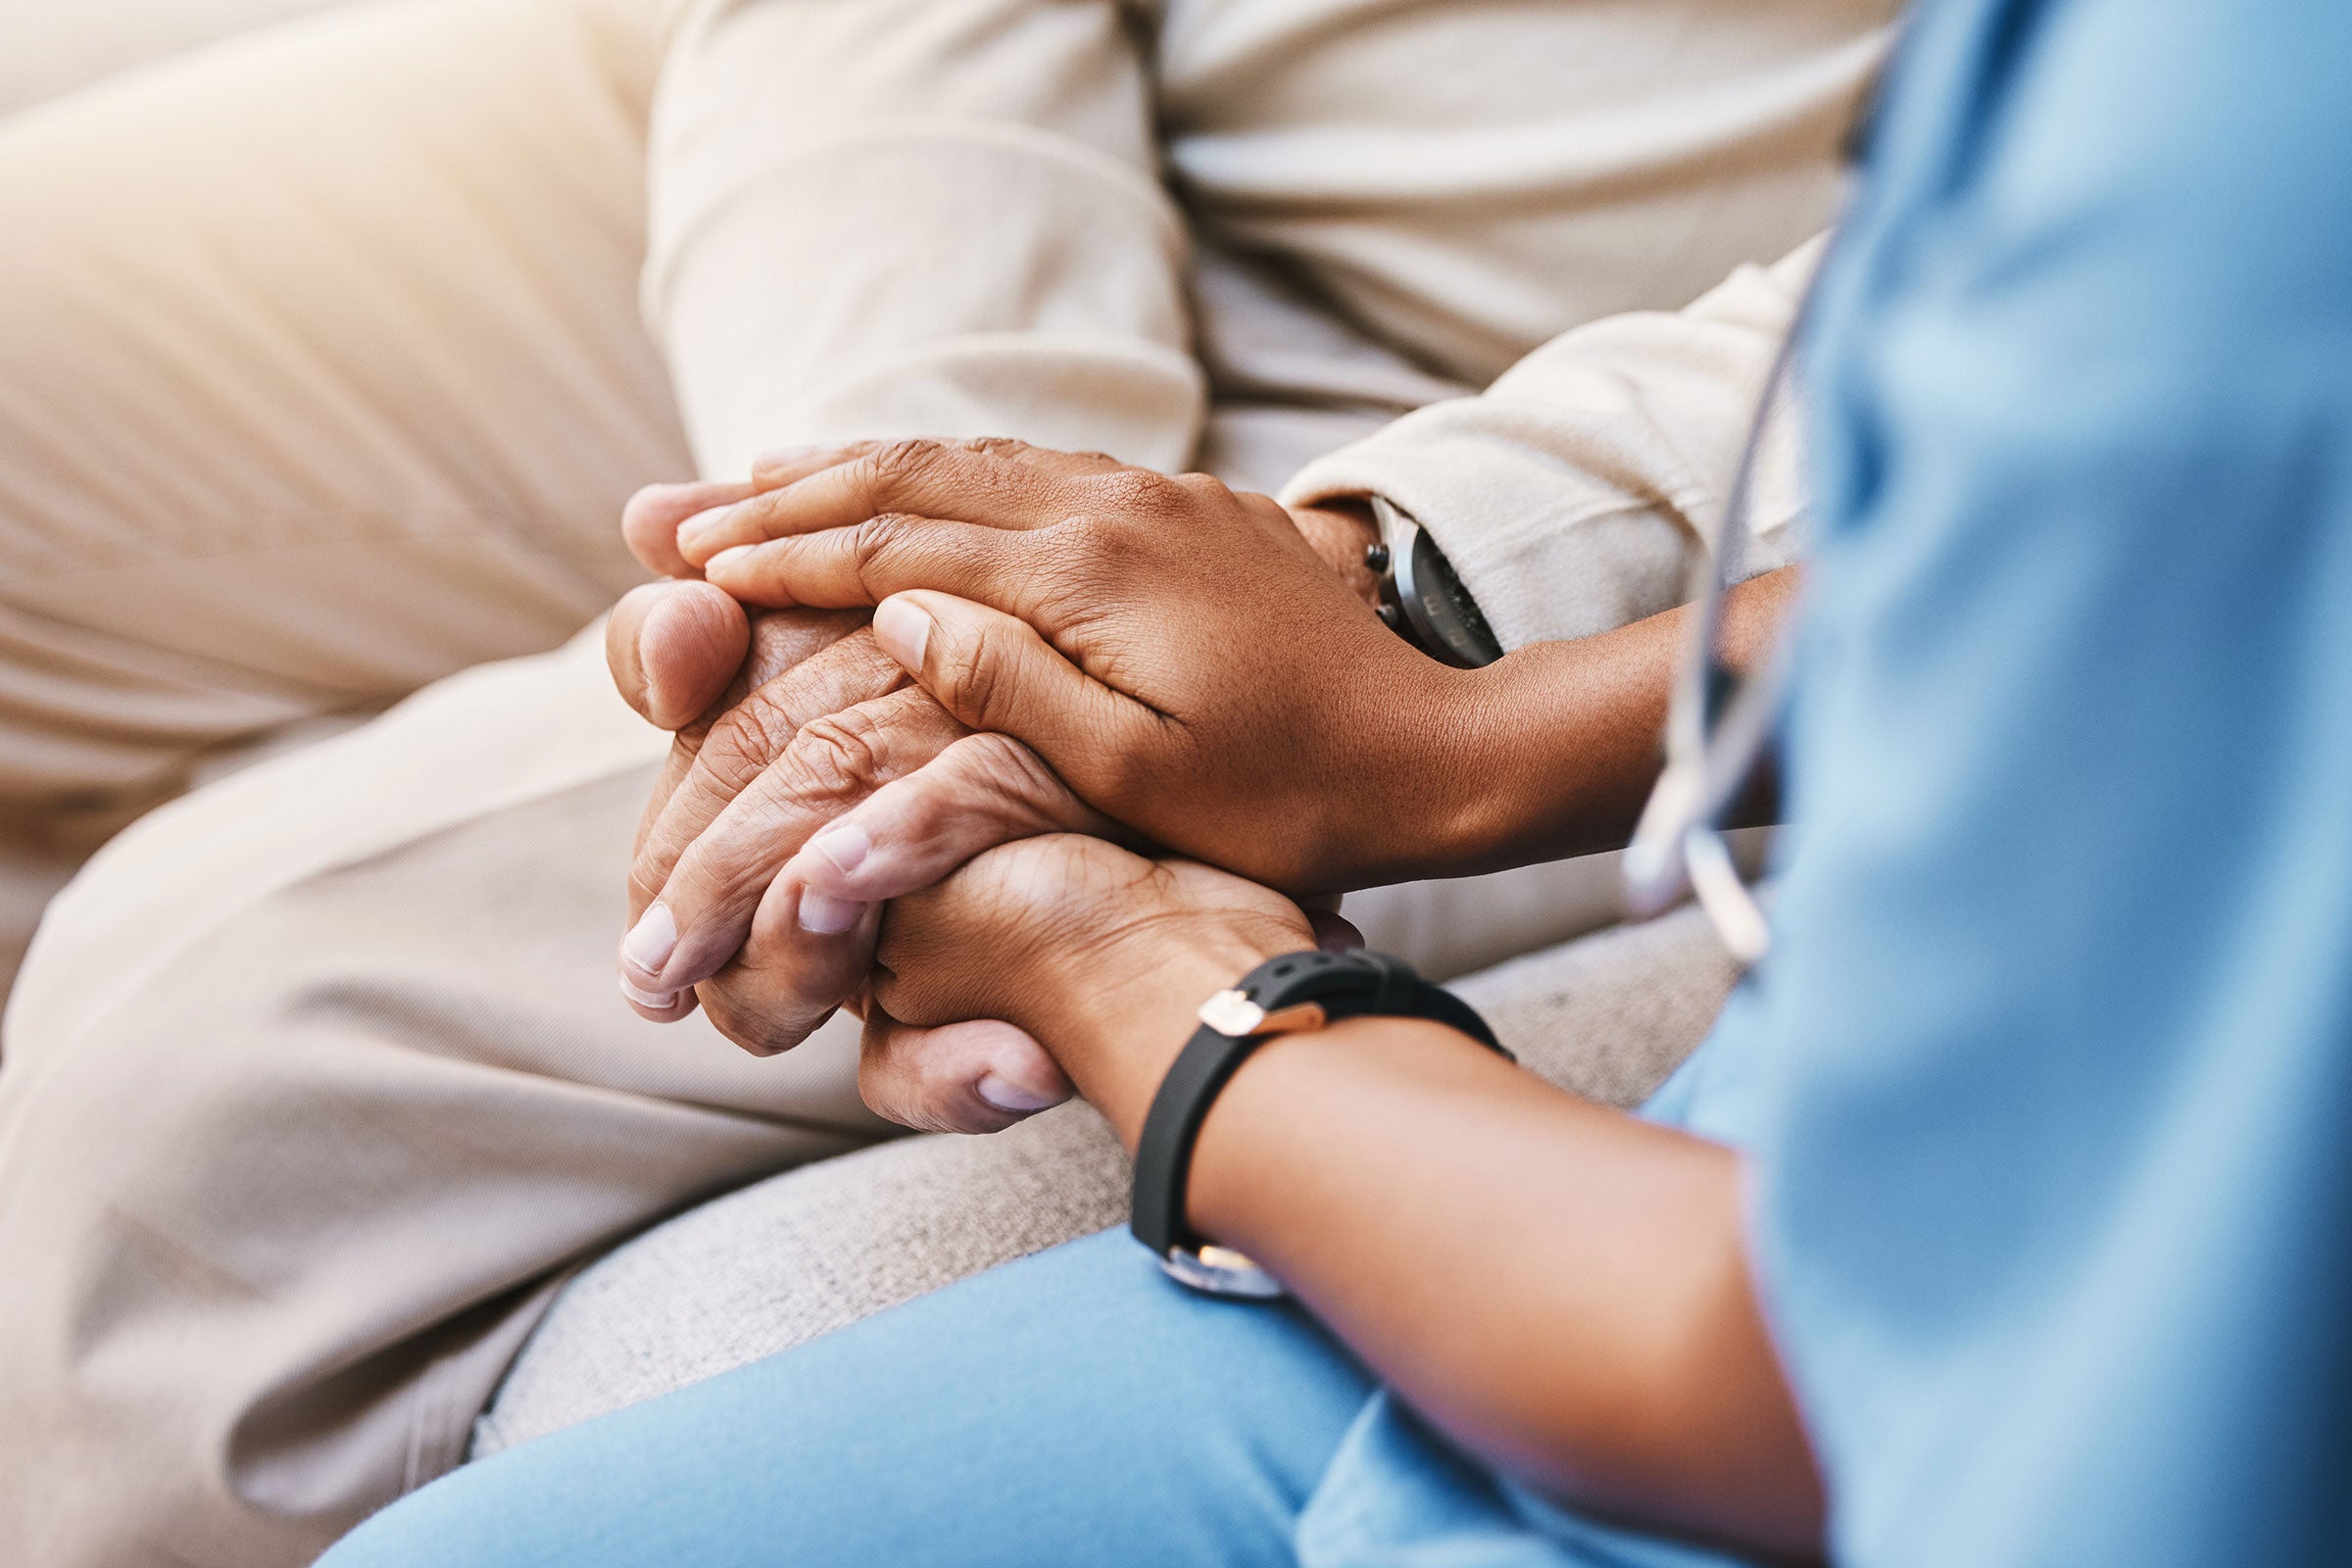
703;544;754;576
619;974;685;1011
798;892;868;935
872;597;931;668
977;1073;1062;1113
808;823;870;876
676;502;741;555
621;903;677;983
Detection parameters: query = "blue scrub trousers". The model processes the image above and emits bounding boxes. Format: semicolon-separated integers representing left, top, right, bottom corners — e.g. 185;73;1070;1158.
319;1230;1380;1568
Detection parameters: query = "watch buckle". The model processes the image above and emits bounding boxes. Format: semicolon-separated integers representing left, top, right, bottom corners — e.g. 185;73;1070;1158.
1197;991;1328;1038
1159;1244;1289;1299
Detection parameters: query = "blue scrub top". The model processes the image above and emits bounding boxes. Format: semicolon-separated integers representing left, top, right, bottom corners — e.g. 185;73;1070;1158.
1311;0;2352;1562
320;4;2352;1564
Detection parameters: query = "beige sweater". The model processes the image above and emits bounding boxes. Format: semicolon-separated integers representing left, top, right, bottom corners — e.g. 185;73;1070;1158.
1283;239;1822;648
653;0;1891;622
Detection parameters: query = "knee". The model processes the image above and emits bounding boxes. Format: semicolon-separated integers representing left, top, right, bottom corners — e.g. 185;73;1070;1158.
1;832;320;1227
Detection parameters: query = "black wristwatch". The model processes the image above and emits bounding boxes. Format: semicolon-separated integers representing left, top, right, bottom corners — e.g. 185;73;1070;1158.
1364;496;1504;668
1131;949;1510;1298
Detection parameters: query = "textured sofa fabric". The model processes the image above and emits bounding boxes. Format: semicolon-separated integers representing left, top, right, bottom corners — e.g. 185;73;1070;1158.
472;900;1740;1457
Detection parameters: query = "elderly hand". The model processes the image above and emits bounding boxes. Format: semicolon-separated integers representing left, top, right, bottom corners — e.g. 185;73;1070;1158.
674;439;1481;900
607;476;1123;1030
609;443;1385;1034
605;461;898;1024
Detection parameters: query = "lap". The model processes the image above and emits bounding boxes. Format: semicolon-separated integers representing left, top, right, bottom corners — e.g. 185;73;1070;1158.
331;1228;1379;1568
0;631;889;1566
0;0;687;821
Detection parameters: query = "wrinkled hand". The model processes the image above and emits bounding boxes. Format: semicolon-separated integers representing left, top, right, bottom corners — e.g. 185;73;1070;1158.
675;439;1472;896
608;444;1382;1045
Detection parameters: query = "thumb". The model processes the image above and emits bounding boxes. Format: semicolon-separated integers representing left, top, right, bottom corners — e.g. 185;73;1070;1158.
870;591;1138;763
607;580;751;731
858;1012;1073;1135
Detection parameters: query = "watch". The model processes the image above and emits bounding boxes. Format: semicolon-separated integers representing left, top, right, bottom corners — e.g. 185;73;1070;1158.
1131;948;1510;1298
1364;496;1504;668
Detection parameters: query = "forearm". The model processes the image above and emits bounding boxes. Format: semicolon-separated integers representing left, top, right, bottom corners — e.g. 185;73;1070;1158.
1388;564;1796;879
1192;1025;1818;1556
652;0;1201;476
1050;954;1820;1558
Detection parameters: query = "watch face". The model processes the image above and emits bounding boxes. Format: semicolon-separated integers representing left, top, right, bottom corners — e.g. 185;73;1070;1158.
1397;526;1502;667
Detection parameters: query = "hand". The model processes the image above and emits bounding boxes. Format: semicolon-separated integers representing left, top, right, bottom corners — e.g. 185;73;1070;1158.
604;465;898;1022
1285;496;1383;607
674;439;1475;894
863;834;1315;1141
611;445;1384;1016
607;472;1123;1020
607;449;903;731
608;453;1372;731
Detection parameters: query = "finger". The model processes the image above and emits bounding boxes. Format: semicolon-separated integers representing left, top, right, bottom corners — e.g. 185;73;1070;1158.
867;591;1144;783
857;1011;1072;1134
737;440;894;501
700;513;1036;613
676;438;1103;566
629;447;889;577
624;687;969;993
685;874;885;1053
607;581;751;730
618;956;704;1023
628;608;875;867
786;733;1130;904
621;478;757;577
629;627;908;916
1306;906;1365;952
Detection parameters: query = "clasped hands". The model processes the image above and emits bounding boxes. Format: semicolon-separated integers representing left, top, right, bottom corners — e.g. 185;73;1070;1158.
604;439;1491;1143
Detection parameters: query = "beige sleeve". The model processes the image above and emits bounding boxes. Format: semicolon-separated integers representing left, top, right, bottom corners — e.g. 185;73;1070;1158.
647;0;1204;478
1280;235;1824;652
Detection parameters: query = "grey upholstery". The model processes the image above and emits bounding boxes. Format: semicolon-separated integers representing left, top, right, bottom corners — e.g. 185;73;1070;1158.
472;902;1739;1457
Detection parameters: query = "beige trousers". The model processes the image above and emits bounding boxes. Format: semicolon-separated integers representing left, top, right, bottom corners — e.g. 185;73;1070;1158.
0;0;1872;1562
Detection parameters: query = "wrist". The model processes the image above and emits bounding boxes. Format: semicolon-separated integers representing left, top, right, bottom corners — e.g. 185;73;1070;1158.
1295;646;1504;888
1288;498;1383;607
1043;920;1306;1149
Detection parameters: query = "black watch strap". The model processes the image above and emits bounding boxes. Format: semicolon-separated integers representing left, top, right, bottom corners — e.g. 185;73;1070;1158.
1130;949;1508;1298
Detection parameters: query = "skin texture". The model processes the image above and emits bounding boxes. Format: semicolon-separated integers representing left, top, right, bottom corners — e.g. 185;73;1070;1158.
602;449;1396;1125
859;832;1826;1559
602;443;1822;1547
609;440;1794;1132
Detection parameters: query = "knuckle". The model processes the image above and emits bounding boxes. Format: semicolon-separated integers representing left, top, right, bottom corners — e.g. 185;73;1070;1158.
1089;467;1182;516
1172;469;1233;502
781;708;891;802
864;438;948;501
930;622;1004;728
852;512;921;592
696;698;796;793
959;733;1060;812
856;509;916;559
666;846;761;918
625;868;668;917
